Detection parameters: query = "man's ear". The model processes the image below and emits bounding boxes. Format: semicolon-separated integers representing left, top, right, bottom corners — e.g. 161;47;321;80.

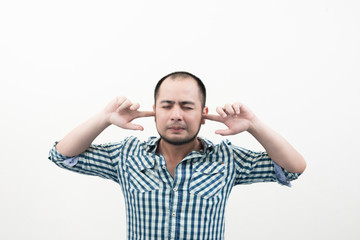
201;106;209;125
153;105;156;122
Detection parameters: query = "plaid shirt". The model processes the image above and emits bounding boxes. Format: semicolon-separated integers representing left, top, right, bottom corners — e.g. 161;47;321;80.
49;136;300;240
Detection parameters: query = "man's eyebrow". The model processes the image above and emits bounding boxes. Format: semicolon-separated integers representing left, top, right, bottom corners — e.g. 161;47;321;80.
160;100;175;104
180;101;195;105
159;100;195;105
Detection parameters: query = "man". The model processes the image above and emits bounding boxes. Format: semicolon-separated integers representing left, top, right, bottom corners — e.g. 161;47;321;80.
49;71;306;240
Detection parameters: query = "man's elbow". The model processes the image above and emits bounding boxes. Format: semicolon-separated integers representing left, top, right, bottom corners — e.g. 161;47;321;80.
292;156;307;174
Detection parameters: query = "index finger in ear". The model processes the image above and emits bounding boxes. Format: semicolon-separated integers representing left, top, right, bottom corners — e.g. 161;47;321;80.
137;111;155;118
203;114;222;122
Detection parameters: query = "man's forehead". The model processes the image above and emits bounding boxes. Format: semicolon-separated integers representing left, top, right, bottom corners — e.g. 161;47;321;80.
157;91;201;104
155;77;203;105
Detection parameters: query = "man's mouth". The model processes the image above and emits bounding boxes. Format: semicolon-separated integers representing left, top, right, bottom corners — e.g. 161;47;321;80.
168;125;186;131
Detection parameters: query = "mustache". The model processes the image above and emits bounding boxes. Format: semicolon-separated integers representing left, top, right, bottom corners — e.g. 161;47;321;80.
166;124;187;129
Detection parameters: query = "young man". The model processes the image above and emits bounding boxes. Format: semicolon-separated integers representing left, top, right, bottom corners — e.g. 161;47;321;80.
49;71;306;240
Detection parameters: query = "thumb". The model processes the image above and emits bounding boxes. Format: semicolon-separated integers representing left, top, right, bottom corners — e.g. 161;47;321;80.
124;123;144;131
215;128;233;136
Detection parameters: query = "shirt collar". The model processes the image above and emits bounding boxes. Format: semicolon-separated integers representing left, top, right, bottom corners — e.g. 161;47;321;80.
145;136;214;154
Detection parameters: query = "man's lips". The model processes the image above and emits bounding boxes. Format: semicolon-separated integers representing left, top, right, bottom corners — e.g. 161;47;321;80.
167;125;186;130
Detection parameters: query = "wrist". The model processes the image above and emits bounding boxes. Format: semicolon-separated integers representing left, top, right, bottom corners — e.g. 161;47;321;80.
247;117;263;136
97;110;112;128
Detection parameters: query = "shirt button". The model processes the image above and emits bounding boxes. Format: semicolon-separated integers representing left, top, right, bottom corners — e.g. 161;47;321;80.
173;188;177;192
162;166;166;169
172;212;176;217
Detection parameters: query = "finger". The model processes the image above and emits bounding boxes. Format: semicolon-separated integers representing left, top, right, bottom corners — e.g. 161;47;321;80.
233;102;241;115
114;96;127;112
203;113;222;122
124;122;144;131
137;111;155;118
129;102;140;111
116;96;127;105
224;104;235;115
216;106;227;118
215;128;234;136
117;99;133;112
115;97;128;112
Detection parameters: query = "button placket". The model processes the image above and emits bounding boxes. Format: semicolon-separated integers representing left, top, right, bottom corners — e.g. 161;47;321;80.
169;166;182;240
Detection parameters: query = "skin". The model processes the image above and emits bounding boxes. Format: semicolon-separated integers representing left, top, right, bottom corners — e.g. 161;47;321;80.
56;76;306;178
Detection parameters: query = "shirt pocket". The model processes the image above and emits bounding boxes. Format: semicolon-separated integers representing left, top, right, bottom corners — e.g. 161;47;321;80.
189;161;226;199
126;156;160;193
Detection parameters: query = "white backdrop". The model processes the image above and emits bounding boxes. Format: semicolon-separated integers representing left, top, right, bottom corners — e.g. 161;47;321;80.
1;1;359;239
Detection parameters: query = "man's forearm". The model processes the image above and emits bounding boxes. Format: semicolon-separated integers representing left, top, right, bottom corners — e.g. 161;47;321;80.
56;110;111;157
248;118;306;173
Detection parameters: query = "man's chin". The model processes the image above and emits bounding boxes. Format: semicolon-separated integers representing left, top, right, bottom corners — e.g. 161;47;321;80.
160;135;197;146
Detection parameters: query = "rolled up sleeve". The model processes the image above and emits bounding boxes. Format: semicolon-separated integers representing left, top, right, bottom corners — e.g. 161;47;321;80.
232;145;301;187
48;141;122;183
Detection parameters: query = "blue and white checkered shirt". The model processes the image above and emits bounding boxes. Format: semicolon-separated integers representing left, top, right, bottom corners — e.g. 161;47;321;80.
49;136;300;240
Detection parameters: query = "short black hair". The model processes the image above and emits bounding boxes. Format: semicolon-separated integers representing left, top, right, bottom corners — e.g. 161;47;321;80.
154;71;206;108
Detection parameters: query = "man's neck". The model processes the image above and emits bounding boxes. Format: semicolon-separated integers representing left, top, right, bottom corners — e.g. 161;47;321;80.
157;138;202;164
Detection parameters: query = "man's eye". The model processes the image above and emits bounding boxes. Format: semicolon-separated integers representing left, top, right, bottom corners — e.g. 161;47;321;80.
162;106;171;109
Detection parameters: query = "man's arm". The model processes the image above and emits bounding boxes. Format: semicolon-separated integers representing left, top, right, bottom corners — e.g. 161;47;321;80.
246;117;306;173
56;96;155;157
204;102;306;174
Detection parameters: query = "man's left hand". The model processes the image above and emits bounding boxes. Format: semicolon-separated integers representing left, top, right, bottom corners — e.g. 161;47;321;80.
204;102;256;136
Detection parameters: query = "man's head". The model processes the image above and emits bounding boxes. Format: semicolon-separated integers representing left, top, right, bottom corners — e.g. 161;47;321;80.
154;71;206;108
153;71;208;146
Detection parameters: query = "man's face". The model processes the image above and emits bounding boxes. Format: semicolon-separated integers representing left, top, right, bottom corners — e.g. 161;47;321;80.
154;77;208;146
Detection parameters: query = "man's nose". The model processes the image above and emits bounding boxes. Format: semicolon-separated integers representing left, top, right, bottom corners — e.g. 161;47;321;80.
170;106;183;121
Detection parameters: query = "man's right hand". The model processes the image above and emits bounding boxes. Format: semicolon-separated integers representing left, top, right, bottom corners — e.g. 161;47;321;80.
56;96;154;157
104;96;155;131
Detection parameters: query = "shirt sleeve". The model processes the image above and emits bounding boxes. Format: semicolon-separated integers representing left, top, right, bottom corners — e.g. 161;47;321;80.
231;145;301;187
48;141;122;183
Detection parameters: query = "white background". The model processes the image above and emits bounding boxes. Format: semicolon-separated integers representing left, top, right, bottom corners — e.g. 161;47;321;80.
1;0;359;239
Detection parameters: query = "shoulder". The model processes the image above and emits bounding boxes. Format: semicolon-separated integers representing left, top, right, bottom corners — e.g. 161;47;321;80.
200;137;235;156
204;138;266;159
118;136;158;155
